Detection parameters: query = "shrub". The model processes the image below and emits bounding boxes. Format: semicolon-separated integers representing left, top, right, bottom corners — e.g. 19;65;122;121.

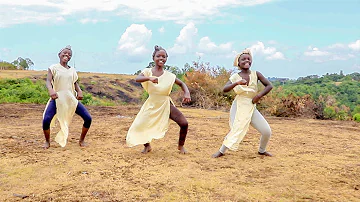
353;113;360;122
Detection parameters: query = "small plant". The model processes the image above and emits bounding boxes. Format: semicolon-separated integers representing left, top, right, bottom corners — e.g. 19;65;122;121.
353;113;360;122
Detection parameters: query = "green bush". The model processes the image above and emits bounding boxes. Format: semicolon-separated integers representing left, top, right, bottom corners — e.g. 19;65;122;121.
0;78;49;104
323;106;336;119
353;113;360;122
336;110;349;121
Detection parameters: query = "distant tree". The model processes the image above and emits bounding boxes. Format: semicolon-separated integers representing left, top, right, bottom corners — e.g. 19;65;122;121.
11;57;34;70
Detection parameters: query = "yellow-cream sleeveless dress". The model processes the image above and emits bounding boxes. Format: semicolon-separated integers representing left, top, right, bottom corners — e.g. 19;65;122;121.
223;70;258;151
126;68;176;147
43;63;79;147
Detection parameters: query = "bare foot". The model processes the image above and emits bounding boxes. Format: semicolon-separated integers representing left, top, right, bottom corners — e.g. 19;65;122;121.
212;151;224;158
258;151;272;157
178;145;187;154
43;141;50;149
141;145;152;154
79;141;88;147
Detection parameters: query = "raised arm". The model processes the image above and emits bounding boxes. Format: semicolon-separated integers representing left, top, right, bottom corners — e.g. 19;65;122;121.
135;73;158;83
223;79;247;93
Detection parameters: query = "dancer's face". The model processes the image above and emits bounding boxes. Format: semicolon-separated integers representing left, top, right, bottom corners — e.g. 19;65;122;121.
153;50;167;67
59;49;72;63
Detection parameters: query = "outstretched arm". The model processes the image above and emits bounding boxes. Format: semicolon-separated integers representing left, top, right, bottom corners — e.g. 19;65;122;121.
252;71;273;103
175;78;191;103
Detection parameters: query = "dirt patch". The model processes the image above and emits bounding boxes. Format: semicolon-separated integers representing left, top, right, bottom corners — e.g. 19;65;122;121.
0;103;359;201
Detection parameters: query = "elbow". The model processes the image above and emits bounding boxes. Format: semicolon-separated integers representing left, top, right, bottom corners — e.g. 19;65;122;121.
268;84;273;91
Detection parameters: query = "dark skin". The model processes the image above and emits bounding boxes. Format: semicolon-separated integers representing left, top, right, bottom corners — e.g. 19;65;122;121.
135;50;191;154
212;53;273;158
43;48;88;149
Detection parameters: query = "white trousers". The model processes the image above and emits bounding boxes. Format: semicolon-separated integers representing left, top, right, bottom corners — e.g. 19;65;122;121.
220;109;271;154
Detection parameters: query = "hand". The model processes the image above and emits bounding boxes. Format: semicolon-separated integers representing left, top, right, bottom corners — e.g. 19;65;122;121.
236;79;247;85
49;91;58;100
77;92;83;100
252;94;261;104
149;77;158;84
182;92;191;103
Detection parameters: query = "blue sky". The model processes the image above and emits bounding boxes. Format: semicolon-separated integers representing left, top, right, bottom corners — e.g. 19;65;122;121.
0;0;359;79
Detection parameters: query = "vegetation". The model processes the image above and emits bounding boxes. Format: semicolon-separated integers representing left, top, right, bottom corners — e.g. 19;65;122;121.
1;60;359;121
0;57;34;70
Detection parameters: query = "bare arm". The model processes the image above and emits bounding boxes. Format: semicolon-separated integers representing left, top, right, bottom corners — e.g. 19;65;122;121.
46;69;58;100
223;79;247;92
135;73;158;83
252;71;273;103
175;78;191;103
74;81;83;100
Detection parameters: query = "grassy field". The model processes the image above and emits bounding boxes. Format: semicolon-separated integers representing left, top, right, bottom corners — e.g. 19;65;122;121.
0;70;359;201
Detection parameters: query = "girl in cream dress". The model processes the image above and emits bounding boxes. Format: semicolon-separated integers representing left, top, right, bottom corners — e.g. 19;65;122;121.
42;45;92;149
126;45;191;154
212;49;273;158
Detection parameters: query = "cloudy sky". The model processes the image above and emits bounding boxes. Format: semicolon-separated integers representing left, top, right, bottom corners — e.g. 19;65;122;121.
0;0;359;79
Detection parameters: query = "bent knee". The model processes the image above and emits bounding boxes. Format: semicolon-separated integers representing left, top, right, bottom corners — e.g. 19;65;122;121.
180;120;188;129
83;115;92;128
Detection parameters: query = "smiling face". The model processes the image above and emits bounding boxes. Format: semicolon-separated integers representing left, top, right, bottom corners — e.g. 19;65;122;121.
238;53;252;70
153;50;167;67
58;49;72;64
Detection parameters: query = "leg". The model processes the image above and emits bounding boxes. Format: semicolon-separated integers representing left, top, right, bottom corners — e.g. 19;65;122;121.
170;104;188;154
212;145;228;158
42;100;57;149
75;102;92;147
251;109;272;156
142;143;152;154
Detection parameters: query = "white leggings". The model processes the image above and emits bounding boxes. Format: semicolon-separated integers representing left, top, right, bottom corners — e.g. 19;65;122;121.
220;109;271;154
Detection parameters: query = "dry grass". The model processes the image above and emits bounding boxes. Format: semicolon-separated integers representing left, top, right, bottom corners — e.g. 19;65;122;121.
0;103;359;201
0;70;359;201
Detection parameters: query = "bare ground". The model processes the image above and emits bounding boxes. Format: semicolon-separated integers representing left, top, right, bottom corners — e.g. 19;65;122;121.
0;103;359;201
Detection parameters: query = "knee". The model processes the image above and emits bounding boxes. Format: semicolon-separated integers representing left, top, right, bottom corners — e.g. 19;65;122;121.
180;120;188;129
83;115;92;128
42;116;52;130
262;128;272;138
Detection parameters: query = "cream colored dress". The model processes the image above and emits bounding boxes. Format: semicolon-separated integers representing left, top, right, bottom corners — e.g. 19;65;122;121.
223;70;258;151
126;68;176;147
43;63;79;147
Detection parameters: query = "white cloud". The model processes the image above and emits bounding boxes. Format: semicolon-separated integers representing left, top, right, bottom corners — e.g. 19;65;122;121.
158;26;165;34
168;22;198;55
327;43;347;49
0;0;275;27
304;47;330;57
303;43;358;63
266;52;285;60
117;24;152;61
249;41;285;60
79;18;107;24
349;40;360;51
198;37;232;53
195;52;204;57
